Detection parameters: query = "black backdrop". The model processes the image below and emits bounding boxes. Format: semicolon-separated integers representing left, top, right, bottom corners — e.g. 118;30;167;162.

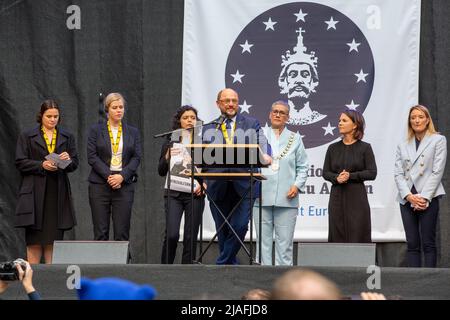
1;0;449;265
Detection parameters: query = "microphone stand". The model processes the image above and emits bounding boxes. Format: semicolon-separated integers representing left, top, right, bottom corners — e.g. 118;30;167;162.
98;93;106;124
154;128;182;264
187;117;226;263
190;130;195;264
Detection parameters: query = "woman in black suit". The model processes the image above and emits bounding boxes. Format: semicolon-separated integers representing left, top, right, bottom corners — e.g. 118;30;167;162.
15;100;78;264
158;105;205;264
87;92;141;241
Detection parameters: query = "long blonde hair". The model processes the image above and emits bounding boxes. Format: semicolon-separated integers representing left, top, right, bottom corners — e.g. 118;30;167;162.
407;104;437;140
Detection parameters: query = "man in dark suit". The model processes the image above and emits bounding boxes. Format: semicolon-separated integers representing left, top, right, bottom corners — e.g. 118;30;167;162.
202;88;271;264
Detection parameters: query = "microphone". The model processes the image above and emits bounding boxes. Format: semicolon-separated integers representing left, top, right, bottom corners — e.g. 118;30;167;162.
98;92;105;123
215;114;227;130
170;128;183;143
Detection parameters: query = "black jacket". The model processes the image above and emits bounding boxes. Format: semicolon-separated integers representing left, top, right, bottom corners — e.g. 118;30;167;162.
87;122;141;184
15;126;78;229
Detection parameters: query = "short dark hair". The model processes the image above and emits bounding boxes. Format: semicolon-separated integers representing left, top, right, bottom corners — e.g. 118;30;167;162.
271;100;290;113
36;100;60;124
217;89;225;102
172;105;199;130
341;110;365;140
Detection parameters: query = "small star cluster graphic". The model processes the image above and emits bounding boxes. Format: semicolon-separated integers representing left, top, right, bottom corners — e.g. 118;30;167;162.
225;2;375;148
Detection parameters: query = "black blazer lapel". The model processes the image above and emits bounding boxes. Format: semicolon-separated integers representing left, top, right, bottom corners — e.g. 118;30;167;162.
235;113;245;130
233;114;245;144
55;129;68;152
101;123;112;159
122;123;132;157
29;127;47;152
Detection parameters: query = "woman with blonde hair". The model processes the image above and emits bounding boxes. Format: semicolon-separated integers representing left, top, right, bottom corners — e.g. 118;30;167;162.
394;104;447;267
87;93;141;242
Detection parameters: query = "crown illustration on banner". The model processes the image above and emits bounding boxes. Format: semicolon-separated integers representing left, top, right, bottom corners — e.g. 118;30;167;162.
280;27;318;72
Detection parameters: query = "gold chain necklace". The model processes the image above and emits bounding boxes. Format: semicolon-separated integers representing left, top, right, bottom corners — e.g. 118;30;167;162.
274;133;295;160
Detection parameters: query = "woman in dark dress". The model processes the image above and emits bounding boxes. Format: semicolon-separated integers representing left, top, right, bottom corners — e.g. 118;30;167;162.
158;105;205;264
15;100;78;264
323;110;377;243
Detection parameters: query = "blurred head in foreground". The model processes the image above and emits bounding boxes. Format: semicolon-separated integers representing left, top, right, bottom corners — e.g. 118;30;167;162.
272;269;342;300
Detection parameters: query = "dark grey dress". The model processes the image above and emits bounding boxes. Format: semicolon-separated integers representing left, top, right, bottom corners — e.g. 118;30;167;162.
323;140;377;243
26;171;63;245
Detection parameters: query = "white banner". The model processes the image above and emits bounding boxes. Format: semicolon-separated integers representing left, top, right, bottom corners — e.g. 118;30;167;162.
182;0;421;241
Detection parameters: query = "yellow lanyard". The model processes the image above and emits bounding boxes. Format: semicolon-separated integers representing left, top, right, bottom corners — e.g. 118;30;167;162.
221;120;236;144
107;121;122;154
41;127;57;153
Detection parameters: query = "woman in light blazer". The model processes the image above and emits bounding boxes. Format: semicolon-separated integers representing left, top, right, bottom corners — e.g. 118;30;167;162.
394;105;447;267
253;101;309;266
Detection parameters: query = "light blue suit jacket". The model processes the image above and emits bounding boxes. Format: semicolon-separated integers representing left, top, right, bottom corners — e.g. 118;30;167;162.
394;133;447;204
258;128;308;207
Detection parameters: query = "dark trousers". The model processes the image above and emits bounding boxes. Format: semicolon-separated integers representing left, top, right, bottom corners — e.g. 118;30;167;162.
210;183;254;265
88;182;135;241
161;192;205;264
400;198;439;267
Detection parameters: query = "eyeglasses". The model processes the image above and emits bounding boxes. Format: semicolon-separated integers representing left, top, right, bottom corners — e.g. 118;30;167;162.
272;110;288;116
219;98;238;104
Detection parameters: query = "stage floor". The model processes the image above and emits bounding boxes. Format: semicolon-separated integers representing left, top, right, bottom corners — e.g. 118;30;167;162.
2;264;450;300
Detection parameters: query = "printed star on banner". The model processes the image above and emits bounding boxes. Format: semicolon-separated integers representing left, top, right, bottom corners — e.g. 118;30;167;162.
325;16;339;30
262;122;271;138
263;17;277;31
322;122;336;136
347;39;361;53
294;9;307;22
230;70;245;83
354;69;369;83
239;100;252;113
345;100;359;110
240;40;254;54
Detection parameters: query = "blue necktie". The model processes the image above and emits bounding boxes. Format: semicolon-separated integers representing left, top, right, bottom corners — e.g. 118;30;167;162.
225;118;232;137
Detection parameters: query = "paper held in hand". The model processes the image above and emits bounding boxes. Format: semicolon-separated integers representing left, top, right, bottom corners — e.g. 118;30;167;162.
164;143;200;193
45;153;72;169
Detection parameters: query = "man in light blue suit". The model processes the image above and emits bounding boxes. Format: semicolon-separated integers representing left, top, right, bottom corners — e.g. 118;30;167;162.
254;101;309;265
